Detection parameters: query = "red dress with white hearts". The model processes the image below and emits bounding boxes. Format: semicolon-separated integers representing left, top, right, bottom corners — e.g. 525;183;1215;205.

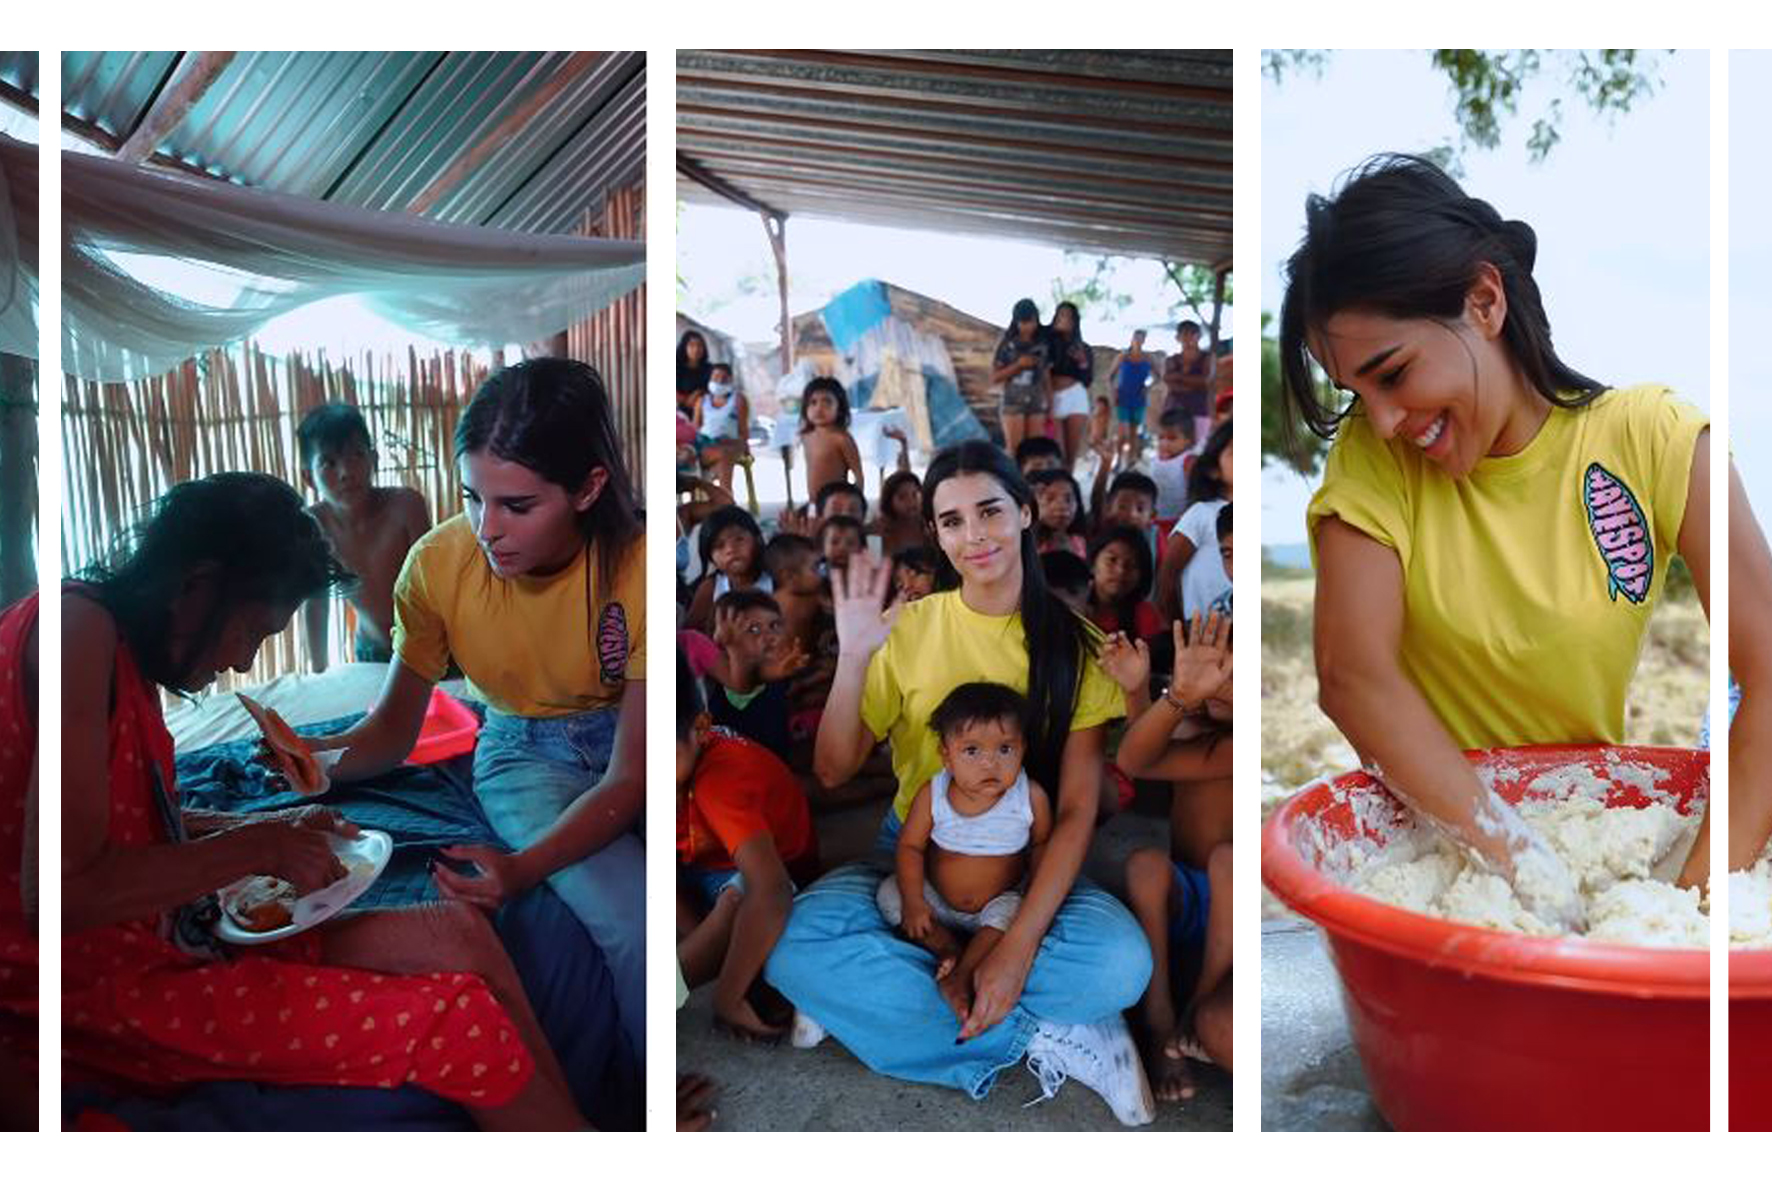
57;591;533;1107
0;594;38;1077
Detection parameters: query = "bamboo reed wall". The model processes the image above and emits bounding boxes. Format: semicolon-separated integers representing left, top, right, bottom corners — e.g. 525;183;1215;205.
570;183;645;487
61;182;649;692
62;344;493;688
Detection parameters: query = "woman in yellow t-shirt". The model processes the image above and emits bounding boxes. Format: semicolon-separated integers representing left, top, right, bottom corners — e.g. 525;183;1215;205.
1278;154;1718;927
306;358;647;1054
766;440;1156;1127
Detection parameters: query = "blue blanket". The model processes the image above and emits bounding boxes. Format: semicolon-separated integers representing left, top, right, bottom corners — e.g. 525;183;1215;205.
65;716;642;1130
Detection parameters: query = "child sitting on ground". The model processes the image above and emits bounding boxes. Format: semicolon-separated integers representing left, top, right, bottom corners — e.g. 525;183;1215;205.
1100;613;1232;1101
818;514;867;574
877;683;1053;1025
677;653;819;1043
888;545;937;606
1089;526;1162;644
686;505;770;632
799;377;865;502
703;591;808;751
762;533;826;653
296;403;430;670
1028;469;1088;558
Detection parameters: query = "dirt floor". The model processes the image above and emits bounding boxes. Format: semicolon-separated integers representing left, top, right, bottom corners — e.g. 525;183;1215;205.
677;783;1233;1132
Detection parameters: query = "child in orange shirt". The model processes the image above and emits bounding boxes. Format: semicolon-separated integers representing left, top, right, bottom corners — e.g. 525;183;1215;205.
676;654;819;1043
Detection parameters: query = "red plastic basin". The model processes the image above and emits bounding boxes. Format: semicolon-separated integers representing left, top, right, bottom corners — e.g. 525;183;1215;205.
1262;744;1708;1131
406;688;480;766
1733;934;1772;1128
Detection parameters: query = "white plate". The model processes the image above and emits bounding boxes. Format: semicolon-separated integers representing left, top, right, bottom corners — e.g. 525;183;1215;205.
214;828;393;945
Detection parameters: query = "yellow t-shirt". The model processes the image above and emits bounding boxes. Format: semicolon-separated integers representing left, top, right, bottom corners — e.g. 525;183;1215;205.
1306;384;1707;749
860;590;1127;820
391;514;646;717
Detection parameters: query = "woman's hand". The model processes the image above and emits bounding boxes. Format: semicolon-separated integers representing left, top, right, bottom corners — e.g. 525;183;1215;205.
243;818;347;895
831;550;899;657
1098;632;1151;696
1170;611;1231;709
958;934;1036;1040
431;844;536;912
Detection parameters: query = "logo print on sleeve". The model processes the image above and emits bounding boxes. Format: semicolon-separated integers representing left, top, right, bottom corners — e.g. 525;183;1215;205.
597;602;629;685
1582;462;1652;604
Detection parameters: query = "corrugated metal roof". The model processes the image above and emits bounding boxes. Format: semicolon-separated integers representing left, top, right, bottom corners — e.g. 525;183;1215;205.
61;51;645;236
0;52;39;101
678;49;1231;266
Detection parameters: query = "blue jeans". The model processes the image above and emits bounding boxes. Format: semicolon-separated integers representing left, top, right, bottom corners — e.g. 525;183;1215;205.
766;812;1151;1098
473;708;646;1058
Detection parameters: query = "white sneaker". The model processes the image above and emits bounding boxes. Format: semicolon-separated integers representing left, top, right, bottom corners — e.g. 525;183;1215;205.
789;1010;828;1048
1024;1015;1155;1127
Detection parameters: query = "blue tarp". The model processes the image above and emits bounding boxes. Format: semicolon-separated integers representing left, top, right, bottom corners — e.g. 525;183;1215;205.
820;280;893;352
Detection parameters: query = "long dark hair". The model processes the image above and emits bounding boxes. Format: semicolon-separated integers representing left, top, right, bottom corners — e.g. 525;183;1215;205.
455;358;641;594
921;441;1095;789
1188;419;1232;505
1001;297;1042;346
80;473;353;689
1087;525;1155;635
676;330;711;395
1279;154;1604;451
879;469;923;524
799;375;852;433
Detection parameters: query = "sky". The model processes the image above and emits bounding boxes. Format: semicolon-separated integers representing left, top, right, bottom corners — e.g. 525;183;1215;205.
1733;52;1772;524
676;203;1233;354
1261;50;1709;547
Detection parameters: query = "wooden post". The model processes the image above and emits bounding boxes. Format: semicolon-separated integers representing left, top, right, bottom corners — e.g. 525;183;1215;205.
763;211;792;375
1208;265;1227;350
117;52;239;164
0;353;36;607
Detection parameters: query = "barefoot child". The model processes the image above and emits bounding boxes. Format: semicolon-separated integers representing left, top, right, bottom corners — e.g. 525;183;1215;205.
799;377;865;503
1101;612;1233;1101
877;683;1053;1024
296;403;429;670
677;654;819;1042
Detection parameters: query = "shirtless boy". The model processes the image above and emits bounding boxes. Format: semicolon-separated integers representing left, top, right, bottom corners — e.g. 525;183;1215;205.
297;404;429;670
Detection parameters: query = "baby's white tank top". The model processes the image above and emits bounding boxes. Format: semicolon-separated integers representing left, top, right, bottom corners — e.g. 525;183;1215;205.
929;767;1033;856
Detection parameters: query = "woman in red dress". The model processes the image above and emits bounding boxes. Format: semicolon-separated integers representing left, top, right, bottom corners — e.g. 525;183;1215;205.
53;472;587;1129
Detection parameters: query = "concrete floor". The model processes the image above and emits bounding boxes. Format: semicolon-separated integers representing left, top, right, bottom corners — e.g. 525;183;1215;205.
678;790;1232;1131
1258;920;1388;1131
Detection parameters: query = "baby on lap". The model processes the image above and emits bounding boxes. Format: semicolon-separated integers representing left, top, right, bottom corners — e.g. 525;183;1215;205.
878;683;1052;1022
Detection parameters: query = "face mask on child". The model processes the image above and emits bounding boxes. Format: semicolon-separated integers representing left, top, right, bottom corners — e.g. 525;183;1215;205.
709;381;734;398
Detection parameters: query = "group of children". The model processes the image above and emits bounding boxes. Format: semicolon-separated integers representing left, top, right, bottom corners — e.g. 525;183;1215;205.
675;365;1237;1114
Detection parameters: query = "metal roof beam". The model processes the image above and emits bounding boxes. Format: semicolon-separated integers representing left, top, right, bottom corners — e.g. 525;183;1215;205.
676;151;783;221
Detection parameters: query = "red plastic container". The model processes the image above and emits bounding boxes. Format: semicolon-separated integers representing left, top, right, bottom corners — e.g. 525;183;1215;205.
406;688;480;766
1733;944;1772;1128
1262;744;1708;1131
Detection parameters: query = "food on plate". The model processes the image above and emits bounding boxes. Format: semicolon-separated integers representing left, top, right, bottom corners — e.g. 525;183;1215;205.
238;693;326;795
229;875;297;933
